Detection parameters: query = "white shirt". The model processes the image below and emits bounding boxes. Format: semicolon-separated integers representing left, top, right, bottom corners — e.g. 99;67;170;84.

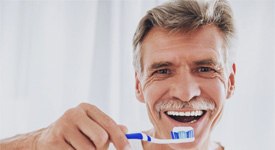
108;140;143;150
109;140;223;150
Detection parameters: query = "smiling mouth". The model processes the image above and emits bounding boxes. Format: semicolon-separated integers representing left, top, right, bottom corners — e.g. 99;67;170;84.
165;110;206;123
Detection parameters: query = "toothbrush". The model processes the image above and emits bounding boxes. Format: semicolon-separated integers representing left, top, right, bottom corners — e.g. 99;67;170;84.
125;127;195;144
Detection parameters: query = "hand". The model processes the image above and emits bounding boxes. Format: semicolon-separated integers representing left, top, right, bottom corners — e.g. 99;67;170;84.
35;103;131;150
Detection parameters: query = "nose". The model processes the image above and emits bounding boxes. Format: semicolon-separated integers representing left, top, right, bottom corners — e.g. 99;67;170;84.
170;72;201;102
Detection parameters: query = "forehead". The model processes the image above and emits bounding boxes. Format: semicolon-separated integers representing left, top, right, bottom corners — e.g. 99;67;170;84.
140;25;225;69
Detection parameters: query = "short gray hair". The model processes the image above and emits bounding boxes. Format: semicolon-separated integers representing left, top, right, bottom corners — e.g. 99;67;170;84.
133;0;235;73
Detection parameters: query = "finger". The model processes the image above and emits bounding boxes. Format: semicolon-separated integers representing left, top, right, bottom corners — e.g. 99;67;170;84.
64;139;76;150
64;127;95;150
118;124;128;134
59;142;75;150
48;138;75;150
79;103;131;150
77;114;110;149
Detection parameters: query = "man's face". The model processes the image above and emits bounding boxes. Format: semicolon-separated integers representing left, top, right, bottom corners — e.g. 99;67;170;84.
135;25;235;149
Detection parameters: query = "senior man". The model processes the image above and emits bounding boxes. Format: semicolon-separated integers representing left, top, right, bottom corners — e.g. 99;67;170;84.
0;0;236;149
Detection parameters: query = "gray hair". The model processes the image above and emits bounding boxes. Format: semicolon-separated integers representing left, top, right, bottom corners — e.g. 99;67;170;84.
133;0;236;73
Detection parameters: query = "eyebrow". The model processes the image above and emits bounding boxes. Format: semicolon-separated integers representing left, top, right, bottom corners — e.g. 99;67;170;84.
193;58;219;66
147;58;221;72
148;62;173;71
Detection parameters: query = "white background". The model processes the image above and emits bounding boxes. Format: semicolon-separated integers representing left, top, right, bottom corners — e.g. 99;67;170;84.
0;0;274;149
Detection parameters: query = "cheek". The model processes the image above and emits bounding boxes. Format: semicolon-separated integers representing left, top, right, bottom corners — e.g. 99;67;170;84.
206;81;226;98
142;80;170;122
143;81;168;110
200;78;227;122
199;77;227;111
202;75;227;97
143;81;172;137
206;81;227;131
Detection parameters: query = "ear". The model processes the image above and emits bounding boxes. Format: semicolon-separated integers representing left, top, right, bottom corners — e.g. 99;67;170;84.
135;72;145;103
226;63;236;99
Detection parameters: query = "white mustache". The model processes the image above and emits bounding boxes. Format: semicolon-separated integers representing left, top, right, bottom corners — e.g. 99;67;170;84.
155;97;215;113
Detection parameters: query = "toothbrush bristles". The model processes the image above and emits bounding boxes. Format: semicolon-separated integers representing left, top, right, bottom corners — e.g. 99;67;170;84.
171;129;194;139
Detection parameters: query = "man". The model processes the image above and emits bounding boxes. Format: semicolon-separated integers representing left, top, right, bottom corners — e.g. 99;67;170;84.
0;0;236;149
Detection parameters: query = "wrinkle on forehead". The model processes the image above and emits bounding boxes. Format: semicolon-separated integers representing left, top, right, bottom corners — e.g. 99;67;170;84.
140;25;227;73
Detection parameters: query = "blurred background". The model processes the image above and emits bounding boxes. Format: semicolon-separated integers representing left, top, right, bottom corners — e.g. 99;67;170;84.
0;0;274;149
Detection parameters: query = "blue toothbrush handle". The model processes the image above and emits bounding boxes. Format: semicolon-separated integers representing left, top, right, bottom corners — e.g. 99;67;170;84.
125;133;151;141
126;131;194;144
125;133;143;140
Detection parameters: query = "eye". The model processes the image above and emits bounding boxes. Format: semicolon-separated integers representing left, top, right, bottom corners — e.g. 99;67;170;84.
154;69;171;75
194;66;220;79
197;67;216;73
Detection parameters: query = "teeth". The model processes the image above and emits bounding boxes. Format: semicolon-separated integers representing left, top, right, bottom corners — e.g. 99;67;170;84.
197;110;203;116
166;110;204;117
